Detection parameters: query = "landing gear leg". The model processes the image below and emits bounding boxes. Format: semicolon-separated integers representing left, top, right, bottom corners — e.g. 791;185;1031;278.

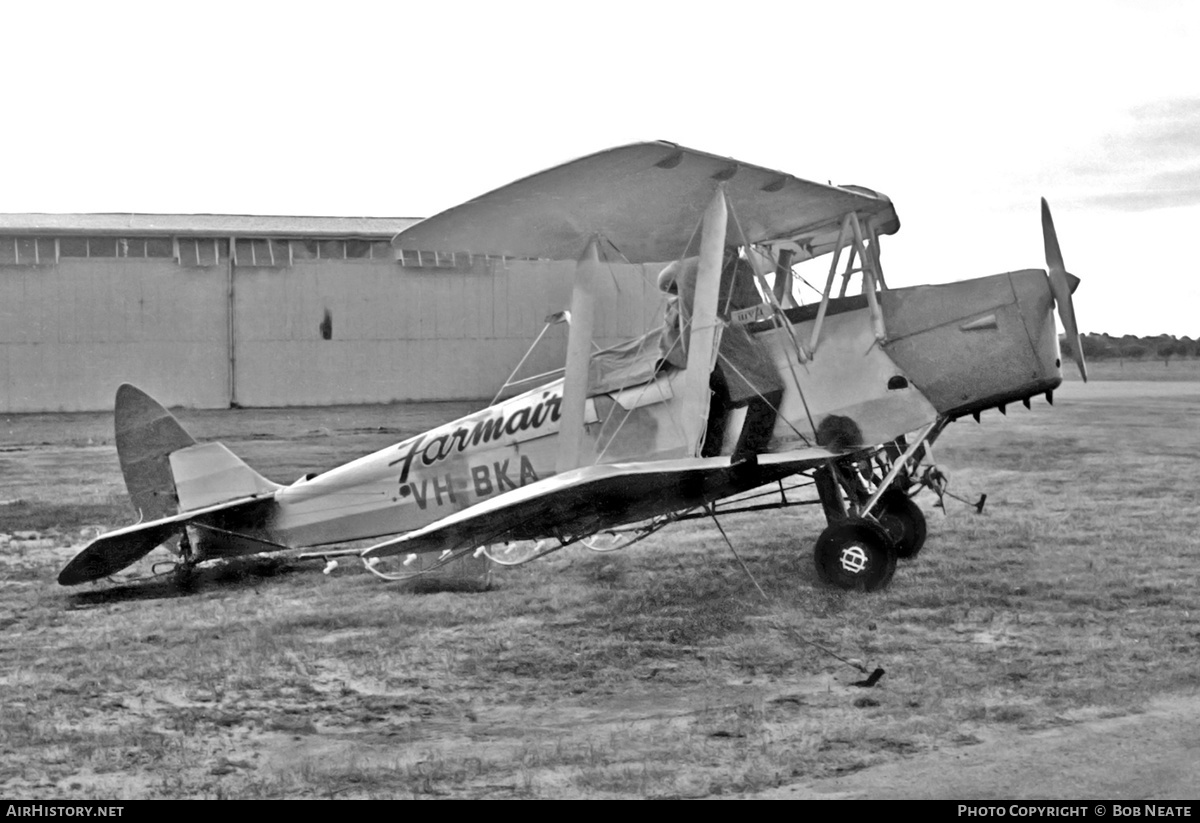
855;419;945;523
814;465;847;524
174;530;197;589
810;420;944;588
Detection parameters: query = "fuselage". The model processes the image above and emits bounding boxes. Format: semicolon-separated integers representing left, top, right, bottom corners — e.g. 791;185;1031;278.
205;266;1064;561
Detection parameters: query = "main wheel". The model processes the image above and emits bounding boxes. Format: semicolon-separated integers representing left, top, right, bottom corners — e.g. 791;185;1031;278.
876;488;927;560
813;517;897;592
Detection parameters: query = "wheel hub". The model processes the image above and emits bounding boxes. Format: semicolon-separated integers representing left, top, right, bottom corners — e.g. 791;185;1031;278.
839;544;869;574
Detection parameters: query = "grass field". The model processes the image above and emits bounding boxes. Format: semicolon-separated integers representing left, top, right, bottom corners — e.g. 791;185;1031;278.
2;367;1199;798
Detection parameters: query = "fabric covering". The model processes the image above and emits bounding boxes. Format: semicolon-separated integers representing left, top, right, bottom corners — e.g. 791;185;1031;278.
391;142;899;263
586;328;665;396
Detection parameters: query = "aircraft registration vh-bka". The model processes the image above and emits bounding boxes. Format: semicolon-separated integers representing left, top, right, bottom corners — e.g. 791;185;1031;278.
58;141;1087;593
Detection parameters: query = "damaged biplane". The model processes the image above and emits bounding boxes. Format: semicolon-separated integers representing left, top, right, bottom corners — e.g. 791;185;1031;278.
59;141;1086;592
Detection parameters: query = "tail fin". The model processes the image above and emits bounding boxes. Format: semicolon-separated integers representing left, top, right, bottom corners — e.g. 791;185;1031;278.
115;383;197;521
115;384;279;516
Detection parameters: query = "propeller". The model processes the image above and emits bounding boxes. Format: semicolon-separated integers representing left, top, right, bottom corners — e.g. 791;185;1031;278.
1041;198;1087;382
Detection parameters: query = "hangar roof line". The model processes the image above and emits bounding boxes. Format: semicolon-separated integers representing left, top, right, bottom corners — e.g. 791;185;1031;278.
0;213;422;238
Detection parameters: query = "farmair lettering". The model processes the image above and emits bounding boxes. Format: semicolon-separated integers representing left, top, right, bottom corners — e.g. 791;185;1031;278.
390;390;561;482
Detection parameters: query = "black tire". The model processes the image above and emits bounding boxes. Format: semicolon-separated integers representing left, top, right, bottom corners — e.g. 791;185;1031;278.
813;517;897;592
876;488;927;560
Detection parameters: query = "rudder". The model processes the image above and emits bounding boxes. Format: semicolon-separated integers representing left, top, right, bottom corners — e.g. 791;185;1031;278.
115;384;196;521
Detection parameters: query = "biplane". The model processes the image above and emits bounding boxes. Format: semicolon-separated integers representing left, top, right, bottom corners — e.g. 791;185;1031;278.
58;141;1086;592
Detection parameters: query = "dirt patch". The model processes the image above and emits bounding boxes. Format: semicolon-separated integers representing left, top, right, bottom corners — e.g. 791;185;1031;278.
763;694;1200;799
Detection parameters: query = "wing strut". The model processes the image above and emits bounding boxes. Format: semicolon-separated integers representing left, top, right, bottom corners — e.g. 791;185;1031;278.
677;187;728;456
808;212;887;354
556;236;601;473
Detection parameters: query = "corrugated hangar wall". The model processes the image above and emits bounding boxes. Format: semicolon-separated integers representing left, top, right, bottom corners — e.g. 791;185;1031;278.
0;252;664;412
0;258;230;411
233;255;662;407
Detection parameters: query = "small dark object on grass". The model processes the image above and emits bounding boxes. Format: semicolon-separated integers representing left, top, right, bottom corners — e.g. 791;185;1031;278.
852;667;885;688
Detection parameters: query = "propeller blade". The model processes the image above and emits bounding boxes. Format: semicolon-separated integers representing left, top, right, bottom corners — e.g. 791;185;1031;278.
1041;198;1087;382
1042;197;1065;272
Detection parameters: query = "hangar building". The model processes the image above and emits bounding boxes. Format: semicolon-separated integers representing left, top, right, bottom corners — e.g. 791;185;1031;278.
0;214;663;413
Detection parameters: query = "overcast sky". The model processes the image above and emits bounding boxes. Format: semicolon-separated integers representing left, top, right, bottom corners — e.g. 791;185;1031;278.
3;0;1197;336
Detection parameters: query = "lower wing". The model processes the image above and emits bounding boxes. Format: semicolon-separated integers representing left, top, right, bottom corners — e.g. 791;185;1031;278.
361;449;838;560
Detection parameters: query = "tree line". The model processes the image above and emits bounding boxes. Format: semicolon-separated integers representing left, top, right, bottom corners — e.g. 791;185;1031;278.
1061;333;1198;366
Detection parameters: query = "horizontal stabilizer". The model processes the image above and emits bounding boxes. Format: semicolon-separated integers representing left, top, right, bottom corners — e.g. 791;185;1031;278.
57;521;181;586
58;493;276;586
170;442;281;511
361;448;837;560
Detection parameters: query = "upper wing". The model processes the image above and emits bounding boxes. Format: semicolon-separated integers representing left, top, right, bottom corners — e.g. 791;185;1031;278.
58;493;276;585
361;449;838;560
392;142;899;263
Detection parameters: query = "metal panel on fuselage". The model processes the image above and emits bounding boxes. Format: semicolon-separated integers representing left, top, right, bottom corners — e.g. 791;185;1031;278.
751;307;940;450
879;269;1062;418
